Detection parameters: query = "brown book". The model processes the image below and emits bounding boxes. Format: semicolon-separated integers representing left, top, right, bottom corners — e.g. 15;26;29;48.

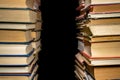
34;21;42;31
84;62;120;80
75;53;86;70
85;0;120;5
87;12;120;26
78;0;120;16
36;11;42;21
77;24;120;42
0;23;36;30
82;24;120;37
74;70;84;80
78;40;120;64
81;35;120;43
31;30;41;41
75;62;95;80
0;30;33;43
0;9;37;23
84;41;120;58
75;65;86;80
90;3;120;13
0;0;35;9
88;17;120;25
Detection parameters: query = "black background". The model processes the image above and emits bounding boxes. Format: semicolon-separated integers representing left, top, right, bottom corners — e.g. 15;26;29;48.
38;0;80;80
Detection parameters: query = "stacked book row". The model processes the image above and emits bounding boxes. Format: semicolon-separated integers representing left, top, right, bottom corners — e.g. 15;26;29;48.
75;0;120;80
0;0;42;80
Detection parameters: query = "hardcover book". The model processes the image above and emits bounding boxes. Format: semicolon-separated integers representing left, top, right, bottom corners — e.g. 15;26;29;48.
0;9;37;23
0;64;38;80
0;0;35;9
90;3;120;13
0;43;33;55
0;23;35;30
0;57;37;73
0;49;35;66
0;30;33;43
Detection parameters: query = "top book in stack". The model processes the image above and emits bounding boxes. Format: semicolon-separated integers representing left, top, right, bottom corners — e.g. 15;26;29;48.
0;0;38;23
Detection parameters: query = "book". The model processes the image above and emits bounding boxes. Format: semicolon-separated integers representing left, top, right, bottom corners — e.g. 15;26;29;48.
83;41;120;58
0;56;37;73
0;49;35;66
84;62;120;80
74;64;94;80
90;3;120;13
78;0;120;14
0;23;35;30
75;51;94;80
33;74;39;80
83;24;120;37
74;70;84;80
36;11;42;21
0;30;33;43
0;43;33;55
33;46;41;55
0;0;35;9
78;40;120;65
75;53;86;70
85;0;120;5
87;17;120;26
34;21;42;31
31;31;41;41
88;12;120;19
81;51;120;66
0;9;37;23
80;35;120;43
0;64;38;80
75;65;86;80
32;39;41;49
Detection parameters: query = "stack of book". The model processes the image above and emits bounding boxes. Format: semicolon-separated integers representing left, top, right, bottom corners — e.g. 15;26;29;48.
75;0;120;80
0;0;42;80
